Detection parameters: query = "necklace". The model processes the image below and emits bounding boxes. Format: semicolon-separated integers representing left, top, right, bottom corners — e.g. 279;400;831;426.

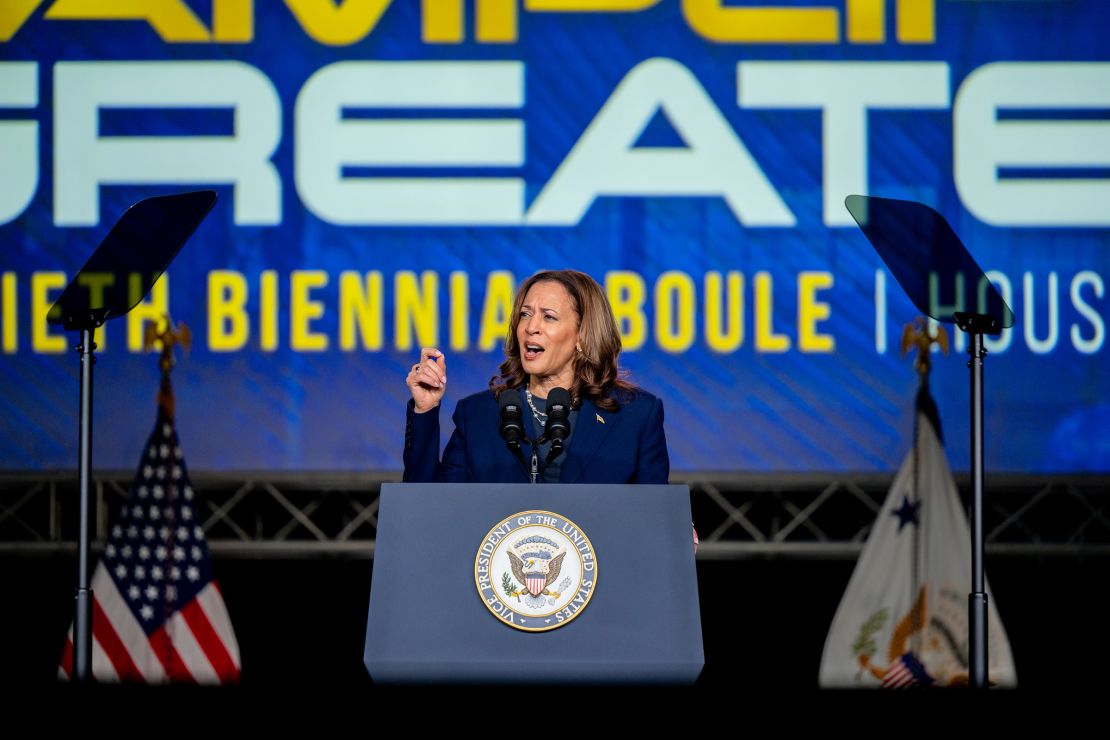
524;389;547;424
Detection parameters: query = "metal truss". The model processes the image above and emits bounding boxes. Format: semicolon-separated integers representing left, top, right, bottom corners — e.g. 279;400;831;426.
2;472;1108;559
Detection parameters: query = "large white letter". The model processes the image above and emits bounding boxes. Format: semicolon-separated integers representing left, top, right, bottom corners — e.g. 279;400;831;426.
738;62;949;226
296;61;523;225
527;58;793;226
0;63;38;225
54;61;281;226
1071;271;1104;354
955;63;1110;226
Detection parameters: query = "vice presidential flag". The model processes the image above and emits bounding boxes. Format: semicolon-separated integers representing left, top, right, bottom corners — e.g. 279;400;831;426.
819;389;1017;688
60;404;240;683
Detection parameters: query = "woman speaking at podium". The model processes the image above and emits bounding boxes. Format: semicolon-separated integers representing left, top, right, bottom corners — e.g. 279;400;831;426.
402;270;669;484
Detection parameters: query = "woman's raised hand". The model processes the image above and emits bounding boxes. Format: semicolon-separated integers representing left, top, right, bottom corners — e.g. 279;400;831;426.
406;347;447;413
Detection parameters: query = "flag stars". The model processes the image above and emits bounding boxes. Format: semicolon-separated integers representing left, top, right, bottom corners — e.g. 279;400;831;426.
164;507;176;523
145;585;159;601
138;485;149;499
155;466;166;480
128;585;141;601
159;444;169;459
184;486;194;501
148;445;157;458
126;525;139;538
892;495;921;532
191;546;202;561
111;525;122;539
193;526;205;540
166;585;177;601
172;466;182;480
162;423;171;437
138;545;150;561
140;604;154;621
153;485;164;500
159;526;171;541
173;546;186;562
155;546;167;560
143;526;155;541
186;566;200;582
105;544;116;558
143;465;152;479
173;446;182;460
177;526;190;542
131;505;143;519
120;545;132;559
170;566;181;581
149;505;161;521
152;565;164;581
115;564;128;579
181;508;192;522
134;565;146;580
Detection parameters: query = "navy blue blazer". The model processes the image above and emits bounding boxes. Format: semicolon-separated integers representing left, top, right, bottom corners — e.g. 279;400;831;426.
403;389;669;484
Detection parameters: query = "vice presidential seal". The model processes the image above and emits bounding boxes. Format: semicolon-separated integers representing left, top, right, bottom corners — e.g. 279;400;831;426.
474;510;597;632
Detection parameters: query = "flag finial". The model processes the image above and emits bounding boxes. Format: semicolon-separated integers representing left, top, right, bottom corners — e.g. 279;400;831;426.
143;316;191;419
900;316;948;382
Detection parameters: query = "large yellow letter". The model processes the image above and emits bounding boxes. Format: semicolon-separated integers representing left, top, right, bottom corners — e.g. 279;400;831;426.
655;271;695;353
478;271;514;351
395;271;438;351
897;0;934;44
208;270;249;351
2;272;17;353
754;271;789;352
845;1;935;45
449;271;469;351
214;0;253;42
32;271;66;353
682;0;839;44
798;271;834;352
127;274;169;352
77;271;112;349
291;270;328;351
705;271;743;353
46;0;210;42
0;0;43;43
605;271;646;351
259;270;279;351
339;271;383;351
284;0;390;46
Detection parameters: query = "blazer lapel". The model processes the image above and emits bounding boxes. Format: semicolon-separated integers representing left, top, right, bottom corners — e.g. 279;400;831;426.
560;398;613;483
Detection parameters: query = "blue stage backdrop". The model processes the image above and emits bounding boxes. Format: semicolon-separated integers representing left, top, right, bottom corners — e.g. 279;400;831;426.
1;1;1107;473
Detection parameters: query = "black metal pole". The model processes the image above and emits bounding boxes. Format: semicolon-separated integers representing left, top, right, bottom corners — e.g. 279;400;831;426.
968;331;988;688
74;327;96;682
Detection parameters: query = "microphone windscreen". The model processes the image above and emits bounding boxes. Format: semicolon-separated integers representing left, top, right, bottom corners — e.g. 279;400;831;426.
499;389;524;444
499;388;523;414
545;387;571;443
547;387;570;414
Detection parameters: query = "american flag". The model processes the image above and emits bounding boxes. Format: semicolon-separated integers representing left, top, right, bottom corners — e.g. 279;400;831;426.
880;652;935;689
59;407;240;683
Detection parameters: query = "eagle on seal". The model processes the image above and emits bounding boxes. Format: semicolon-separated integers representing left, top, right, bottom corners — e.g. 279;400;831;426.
509;550;566;600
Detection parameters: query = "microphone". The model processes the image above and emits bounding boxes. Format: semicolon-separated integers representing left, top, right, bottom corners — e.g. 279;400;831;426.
498;389;525;451
544;387;571;463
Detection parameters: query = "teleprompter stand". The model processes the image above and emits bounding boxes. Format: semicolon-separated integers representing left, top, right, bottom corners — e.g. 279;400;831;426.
845;195;1014;689
48;190;217;682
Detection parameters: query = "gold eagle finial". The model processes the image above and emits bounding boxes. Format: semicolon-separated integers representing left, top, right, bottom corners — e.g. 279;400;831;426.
900;316;949;379
143;315;191;419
